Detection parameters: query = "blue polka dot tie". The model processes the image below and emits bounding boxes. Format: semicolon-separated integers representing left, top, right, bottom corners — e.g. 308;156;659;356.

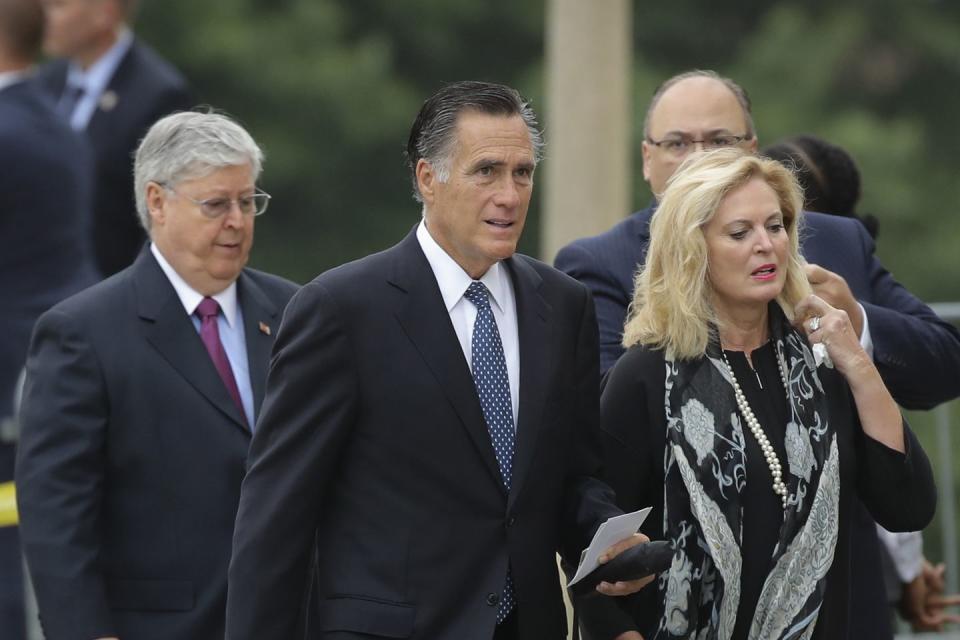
464;281;515;623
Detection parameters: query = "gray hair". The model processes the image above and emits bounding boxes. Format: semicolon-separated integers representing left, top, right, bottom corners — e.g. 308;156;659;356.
643;69;756;140
405;80;545;203
134;110;264;231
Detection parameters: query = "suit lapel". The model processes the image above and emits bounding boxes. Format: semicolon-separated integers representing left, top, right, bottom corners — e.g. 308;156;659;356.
389;231;506;493
237;272;280;419
505;257;551;508
135;251;249;433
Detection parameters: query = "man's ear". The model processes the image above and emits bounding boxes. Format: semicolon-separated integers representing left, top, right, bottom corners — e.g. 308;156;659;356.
416;158;436;204
145;182;166;227
641;141;652;183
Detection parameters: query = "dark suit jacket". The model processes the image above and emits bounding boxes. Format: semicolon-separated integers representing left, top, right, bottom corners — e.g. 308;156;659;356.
0;76;98;640
0;78;97;420
555;206;960;639
35;39;193;277
15;250;297;640
226;229;621;640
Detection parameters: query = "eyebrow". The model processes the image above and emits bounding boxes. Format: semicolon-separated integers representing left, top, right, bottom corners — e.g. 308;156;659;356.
723;211;784;228
661;128;736;138
467;158;536;173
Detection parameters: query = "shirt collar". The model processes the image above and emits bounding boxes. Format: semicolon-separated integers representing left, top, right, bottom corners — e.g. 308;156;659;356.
0;69;29;92
415;220;508;314
66;27;133;94
151;243;239;327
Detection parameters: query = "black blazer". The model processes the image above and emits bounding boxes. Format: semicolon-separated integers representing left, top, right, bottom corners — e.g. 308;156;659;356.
15;250;297;640
580;346;935;640
35;39;194;277
226;229;621;640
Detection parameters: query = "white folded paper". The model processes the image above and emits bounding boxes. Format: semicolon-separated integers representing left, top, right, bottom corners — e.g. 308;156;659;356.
812;343;834;369
567;507;651;586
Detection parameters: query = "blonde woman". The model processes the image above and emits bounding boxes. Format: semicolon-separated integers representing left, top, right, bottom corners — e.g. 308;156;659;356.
580;149;935;640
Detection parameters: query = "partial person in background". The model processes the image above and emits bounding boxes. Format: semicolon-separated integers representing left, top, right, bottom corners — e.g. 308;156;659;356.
16;111;298;640
555;69;960;640
762;133;879;239
35;0;193;277
762;132;960;632
581;148;935;640
0;0;97;637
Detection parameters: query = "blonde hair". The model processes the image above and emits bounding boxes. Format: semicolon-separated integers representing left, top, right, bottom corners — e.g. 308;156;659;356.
622;148;810;359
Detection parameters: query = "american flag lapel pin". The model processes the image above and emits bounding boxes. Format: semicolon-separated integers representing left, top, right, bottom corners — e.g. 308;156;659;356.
259;321;271;336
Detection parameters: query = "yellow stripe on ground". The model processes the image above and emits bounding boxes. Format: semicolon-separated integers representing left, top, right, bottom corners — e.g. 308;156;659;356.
0;481;17;527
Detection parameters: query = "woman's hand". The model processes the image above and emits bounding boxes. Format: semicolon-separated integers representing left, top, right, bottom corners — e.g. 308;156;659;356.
795;294;904;452
795;294;871;380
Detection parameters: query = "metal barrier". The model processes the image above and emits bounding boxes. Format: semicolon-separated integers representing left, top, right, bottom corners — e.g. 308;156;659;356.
893;304;960;638
930;303;960;598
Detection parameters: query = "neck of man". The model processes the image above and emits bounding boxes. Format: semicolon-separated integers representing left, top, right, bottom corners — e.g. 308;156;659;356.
0;45;32;74
73;27;121;70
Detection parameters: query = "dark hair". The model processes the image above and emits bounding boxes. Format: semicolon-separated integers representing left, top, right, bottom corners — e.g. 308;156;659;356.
762;134;879;238
644;70;755;139
405;80;544;202
0;0;43;60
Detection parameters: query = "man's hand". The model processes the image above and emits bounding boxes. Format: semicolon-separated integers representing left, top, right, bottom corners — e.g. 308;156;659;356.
595;533;656;596
613;633;645;640
901;560;960;631
804;264;864;338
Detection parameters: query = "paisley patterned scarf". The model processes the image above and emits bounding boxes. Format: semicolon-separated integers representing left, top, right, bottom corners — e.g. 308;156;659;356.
656;305;840;640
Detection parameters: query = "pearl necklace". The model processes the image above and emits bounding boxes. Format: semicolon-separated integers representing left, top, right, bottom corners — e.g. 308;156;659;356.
721;349;790;508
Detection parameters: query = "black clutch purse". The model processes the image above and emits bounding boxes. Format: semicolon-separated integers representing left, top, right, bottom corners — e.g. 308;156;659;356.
569;540;673;599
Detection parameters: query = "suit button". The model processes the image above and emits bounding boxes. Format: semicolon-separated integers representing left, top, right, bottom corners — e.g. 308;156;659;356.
486;592;500;606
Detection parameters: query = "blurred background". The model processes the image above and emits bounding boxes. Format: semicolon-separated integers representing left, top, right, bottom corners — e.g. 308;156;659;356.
132;0;960;632
136;0;960;300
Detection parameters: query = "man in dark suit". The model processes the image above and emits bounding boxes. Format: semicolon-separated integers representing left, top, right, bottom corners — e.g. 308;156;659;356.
15;111;298;640
226;81;650;640
555;69;960;640
0;1;98;636
35;0;192;277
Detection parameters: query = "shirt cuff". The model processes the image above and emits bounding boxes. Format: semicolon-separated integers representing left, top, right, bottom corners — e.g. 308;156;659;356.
859;302;874;359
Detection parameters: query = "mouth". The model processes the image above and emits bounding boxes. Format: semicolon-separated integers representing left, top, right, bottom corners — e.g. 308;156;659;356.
751;264;777;280
484;219;515;229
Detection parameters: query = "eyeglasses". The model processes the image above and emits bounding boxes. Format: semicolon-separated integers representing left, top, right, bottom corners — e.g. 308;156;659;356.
159;183;271;218
646;134;752;157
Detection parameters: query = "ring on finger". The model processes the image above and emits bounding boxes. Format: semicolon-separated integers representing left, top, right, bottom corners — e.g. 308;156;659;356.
809;315;821;332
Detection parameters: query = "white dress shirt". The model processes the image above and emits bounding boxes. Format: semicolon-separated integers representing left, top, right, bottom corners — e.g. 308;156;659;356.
151;244;255;427
416;221;520;426
0;69;28;92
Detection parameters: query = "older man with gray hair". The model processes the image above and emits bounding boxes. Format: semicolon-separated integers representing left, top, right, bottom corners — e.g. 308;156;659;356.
15;110;297;640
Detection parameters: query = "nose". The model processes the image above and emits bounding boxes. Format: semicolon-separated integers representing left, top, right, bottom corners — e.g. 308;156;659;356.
493;176;521;208
222;202;246;228
755;229;773;252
